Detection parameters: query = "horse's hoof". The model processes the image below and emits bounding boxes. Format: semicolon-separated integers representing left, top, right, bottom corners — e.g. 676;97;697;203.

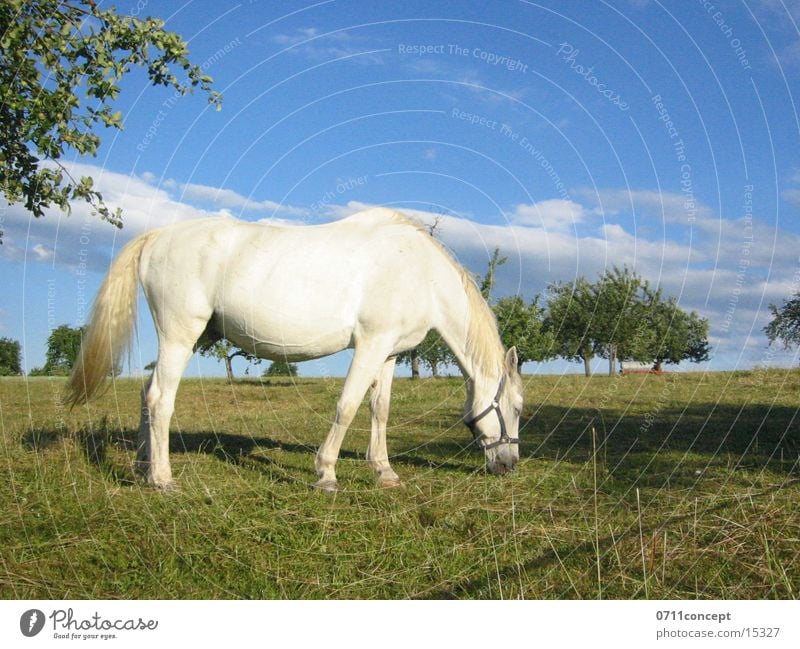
377;478;403;489
313;480;339;493
151;480;178;493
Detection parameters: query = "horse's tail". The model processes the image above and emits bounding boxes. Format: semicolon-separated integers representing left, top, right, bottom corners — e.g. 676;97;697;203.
64;229;162;408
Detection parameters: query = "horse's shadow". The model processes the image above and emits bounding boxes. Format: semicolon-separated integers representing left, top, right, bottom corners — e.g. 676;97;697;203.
170;430;479;479
22;421;481;487
23;420;138;486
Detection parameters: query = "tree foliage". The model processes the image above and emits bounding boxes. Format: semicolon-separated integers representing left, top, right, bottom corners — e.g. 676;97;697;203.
544;277;599;376
397;330;455;378
764;293;800;352
196;339;259;382
479;247;508;300
544;268;710;375
35;324;84;375
263;361;299;377
0;0;220;241
0;337;22;375
493;295;554;370
591;266;654;373
645;291;710;371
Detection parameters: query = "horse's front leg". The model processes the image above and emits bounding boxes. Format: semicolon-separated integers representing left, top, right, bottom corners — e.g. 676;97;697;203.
314;344;389;492
368;356;401;488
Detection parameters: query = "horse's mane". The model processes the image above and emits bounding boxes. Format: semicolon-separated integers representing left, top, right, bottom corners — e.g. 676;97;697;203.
382;210;506;377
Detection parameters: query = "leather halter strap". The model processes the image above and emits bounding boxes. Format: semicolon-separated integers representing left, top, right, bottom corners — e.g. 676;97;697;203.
464;376;519;451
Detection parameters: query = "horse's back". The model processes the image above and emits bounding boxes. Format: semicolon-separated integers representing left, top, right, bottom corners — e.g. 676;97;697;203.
138;210;459;358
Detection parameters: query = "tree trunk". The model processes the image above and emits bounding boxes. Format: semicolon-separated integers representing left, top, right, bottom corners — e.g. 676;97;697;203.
411;355;420;380
608;344;617;376
582;352;593;377
224;355;234;382
431;362;439;378
653;360;662;373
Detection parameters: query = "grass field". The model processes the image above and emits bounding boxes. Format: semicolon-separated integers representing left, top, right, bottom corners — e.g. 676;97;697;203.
1;370;798;599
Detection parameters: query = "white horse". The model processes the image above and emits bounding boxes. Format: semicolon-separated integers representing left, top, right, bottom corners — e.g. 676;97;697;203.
66;208;523;491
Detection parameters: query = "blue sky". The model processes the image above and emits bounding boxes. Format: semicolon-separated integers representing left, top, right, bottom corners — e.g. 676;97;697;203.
3;0;800;377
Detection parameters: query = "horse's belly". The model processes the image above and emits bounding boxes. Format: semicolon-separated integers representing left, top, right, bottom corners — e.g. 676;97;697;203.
217;308;354;362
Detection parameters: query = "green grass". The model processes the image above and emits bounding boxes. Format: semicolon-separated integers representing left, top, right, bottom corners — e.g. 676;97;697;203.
1;370;798;599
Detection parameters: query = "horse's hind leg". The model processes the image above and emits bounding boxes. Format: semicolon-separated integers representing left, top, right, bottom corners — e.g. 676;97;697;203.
314;342;391;492
368;356;401;488
136;340;196;490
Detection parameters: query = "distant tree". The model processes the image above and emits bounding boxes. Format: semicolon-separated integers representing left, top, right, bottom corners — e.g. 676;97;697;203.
0;0;220;243
544;278;600;376
41;324;84;375
418;330;454;377
396;345;422;379
479;247;508;300
591;266;654;374
397;330;454;378
645;291;710;371
196;339;260;382
765;292;800;352
493;295;555;371
0;337;22;375
263;360;298;377
545;270;710;375
144;360;157;372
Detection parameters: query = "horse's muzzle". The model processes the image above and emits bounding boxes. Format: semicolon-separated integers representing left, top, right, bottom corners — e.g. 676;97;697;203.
489;457;518;475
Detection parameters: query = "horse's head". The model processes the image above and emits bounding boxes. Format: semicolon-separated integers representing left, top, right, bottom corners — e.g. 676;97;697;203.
464;347;523;474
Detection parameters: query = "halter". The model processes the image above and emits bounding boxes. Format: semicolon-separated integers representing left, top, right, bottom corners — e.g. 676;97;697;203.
464;376;520;451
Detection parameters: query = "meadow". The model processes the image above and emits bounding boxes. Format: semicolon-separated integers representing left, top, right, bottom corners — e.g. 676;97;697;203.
0;370;798;599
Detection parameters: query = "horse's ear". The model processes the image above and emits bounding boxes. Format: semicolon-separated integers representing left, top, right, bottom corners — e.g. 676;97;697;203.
505;347;518;373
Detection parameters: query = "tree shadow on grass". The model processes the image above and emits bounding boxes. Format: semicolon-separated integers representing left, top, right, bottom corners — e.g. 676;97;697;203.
521;401;800;481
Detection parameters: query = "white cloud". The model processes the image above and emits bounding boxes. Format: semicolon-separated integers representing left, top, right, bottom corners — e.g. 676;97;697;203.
1;162;264;271
31;243;53;261
579;188;716;226
510;199;588;231
272;27;319;46
271;28;386;65
783;188;800;207
178;182;309;217
1;163;320;275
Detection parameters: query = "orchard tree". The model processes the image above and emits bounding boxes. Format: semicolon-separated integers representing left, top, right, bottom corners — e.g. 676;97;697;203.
493;295;554;371
544;277;600;376
0;337;22;375
591;266;654;374
645;292;710;371
263;361;299;378
765;293;800;352
41;324;84;375
479;247;508;300
0;0;220;242
396;345;423;379
546;268;710;374
397;330;454;378
196;339;259;382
